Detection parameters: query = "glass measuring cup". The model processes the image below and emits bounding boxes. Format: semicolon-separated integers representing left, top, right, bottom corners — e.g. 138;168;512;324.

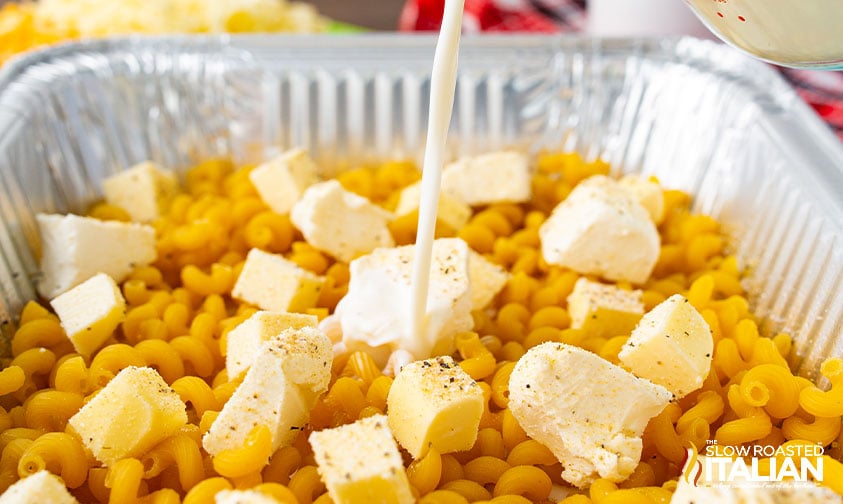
683;0;843;69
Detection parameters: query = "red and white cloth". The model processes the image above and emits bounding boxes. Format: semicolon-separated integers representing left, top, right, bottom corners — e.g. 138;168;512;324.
399;0;843;140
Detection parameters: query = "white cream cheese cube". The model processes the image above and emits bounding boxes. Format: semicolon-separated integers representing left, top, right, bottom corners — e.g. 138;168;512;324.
232;248;323;313
619;294;713;399
310;414;414;504
203;328;331;456
215;489;281;504
441;150;531;206
36;213;156;299
387;356;484;459
394;181;472;231
336;237;472;361
68;366;187;465
102;161;179;222
468;251;510;310
0;471;78;504
248;148;319;215
225;311;318;379
290;180;394;263
509;343;671;488
567;278;644;337
618;175;665;224
539;175;660;284
50;272;126;356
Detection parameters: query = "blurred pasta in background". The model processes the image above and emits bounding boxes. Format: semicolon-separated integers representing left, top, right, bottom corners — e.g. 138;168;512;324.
0;0;326;66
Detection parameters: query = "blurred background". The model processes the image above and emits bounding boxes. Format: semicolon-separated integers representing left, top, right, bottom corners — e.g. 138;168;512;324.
305;0;404;30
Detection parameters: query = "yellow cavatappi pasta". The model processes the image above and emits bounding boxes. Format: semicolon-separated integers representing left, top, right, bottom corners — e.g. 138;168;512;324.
0;151;841;503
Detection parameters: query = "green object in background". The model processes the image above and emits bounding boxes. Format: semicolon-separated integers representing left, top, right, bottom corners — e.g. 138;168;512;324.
326;19;368;33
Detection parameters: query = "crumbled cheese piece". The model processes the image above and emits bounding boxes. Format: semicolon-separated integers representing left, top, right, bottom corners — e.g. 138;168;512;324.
509;343;671;487
567;278;644;337
310;414;414;504
387;356;484;458
36;213;156;299
290;180;394;262
336;237;472;361
619;294;713;398
0;470;78;504
68;366;187;465
215;489;282;504
102;161;179;222
441;150;531;205
671;478;841;504
394;181;472;231
468;251;510;309
539;175;660;284
225;311;318;379
204;327;331;456
50;273;126;356
249;148;319;215
618;175;665;224
232;248;323;312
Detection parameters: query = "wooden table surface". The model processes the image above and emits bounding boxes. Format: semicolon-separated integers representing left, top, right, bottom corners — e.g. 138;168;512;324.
305;0;406;31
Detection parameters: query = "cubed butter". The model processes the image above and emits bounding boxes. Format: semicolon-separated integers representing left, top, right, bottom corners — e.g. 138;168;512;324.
394;181;472;232
468;251;509;310
36;213;156;299
618;175;665;224
204;327;331;456
567;278;644;338
215;489;282;504
249;148;319;215
336;237;472;361
618;294;713;398
68;366;187;465
232;248;323;312
225;311;318;379
441;150;531;205
290;180;394;262
50;272;126;356
310;414;414;504
387;356;484;458
0;470;78;504
509;343;671;487
539;175;660;284
102;161;179;222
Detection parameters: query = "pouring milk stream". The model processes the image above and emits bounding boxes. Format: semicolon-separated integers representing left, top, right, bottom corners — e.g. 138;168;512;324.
409;0;465;346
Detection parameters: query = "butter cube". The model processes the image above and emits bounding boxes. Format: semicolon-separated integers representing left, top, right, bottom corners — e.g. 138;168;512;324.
249;148;319;215
539;175;660;284
509;343;671;487
387;356;484;458
102;161;179;222
290;180;394;262
204;327;332;456
310;414;414;504
68;366;187;465
618;294;713;398
36;213;156;299
336;237;472;361
567;278;644;338
618;175;665;224
50;273;126;356
215;489;281;504
232;248;323;312
441;150;531;205
394;181;472;232
225;311;318;379
0;471;78;504
469;251;509;310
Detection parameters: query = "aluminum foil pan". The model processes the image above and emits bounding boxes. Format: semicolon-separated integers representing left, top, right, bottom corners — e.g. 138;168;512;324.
0;35;841;377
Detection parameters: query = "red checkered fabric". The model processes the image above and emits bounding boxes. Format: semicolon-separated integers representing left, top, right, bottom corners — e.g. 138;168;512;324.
399;0;843;141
